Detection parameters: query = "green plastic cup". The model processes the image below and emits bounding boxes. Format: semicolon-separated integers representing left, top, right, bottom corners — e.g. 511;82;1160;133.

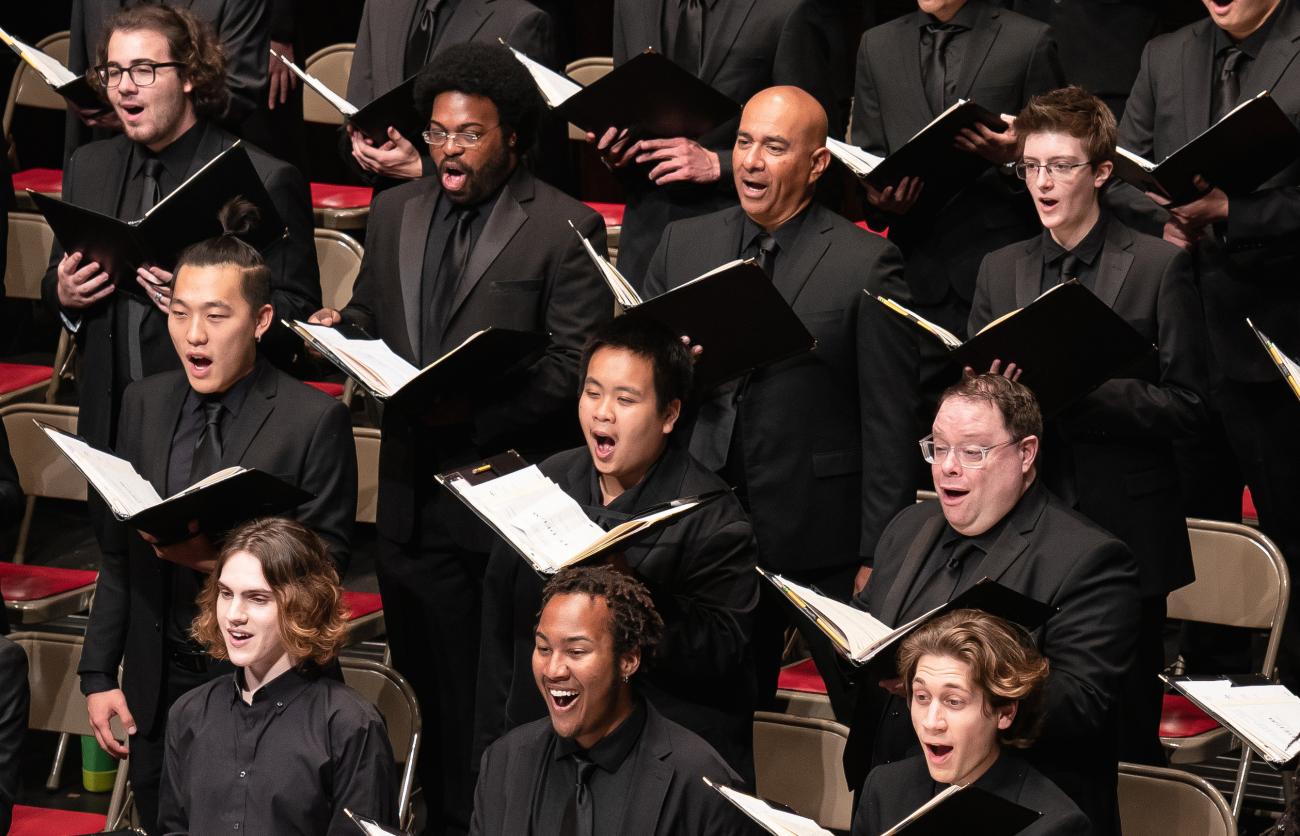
80;734;117;792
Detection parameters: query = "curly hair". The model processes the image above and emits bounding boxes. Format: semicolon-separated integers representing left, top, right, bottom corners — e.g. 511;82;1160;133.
174;198;272;309
192;518;349;666
92;4;230;120
1015;85;1117;165
897;609;1051;748
540;566;665;660
939;373;1043;443
414;42;542;152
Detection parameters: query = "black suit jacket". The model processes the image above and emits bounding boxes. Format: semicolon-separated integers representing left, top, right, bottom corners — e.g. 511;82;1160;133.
0;636;27;836
0;419;24;636
853;753;1090;836
969;219;1208;596
475;444;759;774
1114;1;1300;380
643;204;918;572
40;121;321;455
850;0;1063;313
847;484;1139;834
76;363;357;731
340;165;611;544
470;702;755;836
611;0;843;284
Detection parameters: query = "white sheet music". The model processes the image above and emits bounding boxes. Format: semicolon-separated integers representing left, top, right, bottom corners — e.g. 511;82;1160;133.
707;779;834;836
0;27;80;87
1177;680;1300;763
826;137;884;178
505;44;582;108
40;427;161;518
295;322;420;396
270;47;358;116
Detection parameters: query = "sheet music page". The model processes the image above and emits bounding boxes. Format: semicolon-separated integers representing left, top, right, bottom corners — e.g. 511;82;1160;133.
41;426;162;517
870;294;963;350
505;44;582;107
826;137;883;178
0;27;79;86
713;783;833;836
774;574;894;659
1115;146;1156;171
571;222;640;307
1178;680;1300;762
296;322;419;396
270;48;358;116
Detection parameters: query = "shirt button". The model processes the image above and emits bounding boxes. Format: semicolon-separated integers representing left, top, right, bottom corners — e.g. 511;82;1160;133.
276;701;284;708
233;825;240;831
239;771;246;778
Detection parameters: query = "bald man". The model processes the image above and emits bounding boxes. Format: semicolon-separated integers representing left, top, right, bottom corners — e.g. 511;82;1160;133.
644;87;920;708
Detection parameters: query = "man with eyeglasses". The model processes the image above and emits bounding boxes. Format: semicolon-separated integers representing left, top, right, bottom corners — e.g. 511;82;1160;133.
40;3;319;535
308;42;609;836
969;86;1209;767
845;373;1139;835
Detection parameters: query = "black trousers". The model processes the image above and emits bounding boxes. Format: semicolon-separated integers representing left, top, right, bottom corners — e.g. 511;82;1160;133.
1117;596;1168;765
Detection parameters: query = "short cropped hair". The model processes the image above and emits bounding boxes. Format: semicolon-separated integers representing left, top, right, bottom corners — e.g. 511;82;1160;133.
579;316;694;412
540;566;665;660
414;42;542;152
938;374;1043;442
173;198;272;310
93;4;229;120
1015;85;1117;165
898;609;1050;748
192;518;349;666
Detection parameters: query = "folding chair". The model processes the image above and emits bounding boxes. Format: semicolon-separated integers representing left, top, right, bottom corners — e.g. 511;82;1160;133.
340;657;421;832
3;212;70;404
2;402;85;563
305;229;365;404
302;43;370;232
5;32;71;211
1117;762;1235;836
752;711;854;831
775;658;835;721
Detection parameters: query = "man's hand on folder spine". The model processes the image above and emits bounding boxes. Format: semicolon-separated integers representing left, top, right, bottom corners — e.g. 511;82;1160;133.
954;114;1018;164
309;307;343;327
268;40;298;109
1167;175;1229;229
349;125;423;180
56;251;114;310
853;565;872;597
636;137;721;185
865;176;923;215
678;334;704;361
976;359;1023;383
589;127;638;170
140;521;217;573
137;265;173;314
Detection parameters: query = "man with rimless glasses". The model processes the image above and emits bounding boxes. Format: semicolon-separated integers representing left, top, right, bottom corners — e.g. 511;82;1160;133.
969;85;1210;771
846;373;1139;835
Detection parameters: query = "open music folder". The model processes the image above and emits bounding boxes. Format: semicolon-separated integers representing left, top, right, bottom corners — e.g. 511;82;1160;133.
571;224;815;388
870;281;1154;416
31;143;284;299
344;808;404;836
1249;319;1300;403
1163;674;1300;766
761;569;1055;667
38;422;311;542
507;43;739;140
1112;92;1300;205
436;451;721;574
0;25;107;113
270;48;420;145
703;778;833;836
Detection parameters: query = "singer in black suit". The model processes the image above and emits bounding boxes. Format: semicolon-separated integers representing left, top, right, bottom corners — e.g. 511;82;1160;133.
602;0;844;285
77;227;355;836
1112;0;1300;685
312;44;610;835
0;635;26;836
41;5;319;480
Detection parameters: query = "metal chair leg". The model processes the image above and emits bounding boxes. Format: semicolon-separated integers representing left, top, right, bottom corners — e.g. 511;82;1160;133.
106;755;131;828
1230;745;1253;821
12;495;35;564
45;731;69;791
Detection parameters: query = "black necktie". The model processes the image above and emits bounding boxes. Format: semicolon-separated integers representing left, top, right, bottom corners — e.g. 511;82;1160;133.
558;755;596;836
753;232;779;279
1059;253;1079;285
404;0;444;78
189;400;224;483
1214;46;1245;123
671;0;704;75
428;206;478;353
922;24;959;115
119;157;164;383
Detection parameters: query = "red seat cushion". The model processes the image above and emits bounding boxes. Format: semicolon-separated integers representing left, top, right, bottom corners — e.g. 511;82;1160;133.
310;182;373;210
12;167;64;195
1243;487;1258;522
0;563;98;601
9;805;108;835
343;590;383;620
584;201;626;228
304;380;345;398
778;658;828;695
1160;694;1222;738
854;219;889;238
0;363;52;395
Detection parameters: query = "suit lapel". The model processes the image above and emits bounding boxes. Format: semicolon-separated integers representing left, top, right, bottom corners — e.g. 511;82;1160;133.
1247;1;1300;95
1092;221;1134;310
1183;21;1215;139
183;121;229;180
953;4;1000;100
445;171;530;330
144;375;190;493
895;14;933;127
879;511;946;624
1013;240;1041;309
437;0;491;54
777;206;832;306
500;725;552;833
382;0;422;89
399;183;439;360
625;711;674;836
700;0;758;85
966;485;1048;585
220;364;277;468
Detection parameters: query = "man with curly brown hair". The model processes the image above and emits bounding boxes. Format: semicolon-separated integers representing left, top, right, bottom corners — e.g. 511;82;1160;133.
158;518;397;836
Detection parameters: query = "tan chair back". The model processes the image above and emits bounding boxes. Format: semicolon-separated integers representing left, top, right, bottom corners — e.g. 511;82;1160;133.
7;632;112;737
752;711;853;830
563;57;613;141
354;427;380;524
315;229;364;311
302;44;354;126
340;657;422;828
1;403;86;501
1118;762;1235;836
3;31;72;142
5;212;56;300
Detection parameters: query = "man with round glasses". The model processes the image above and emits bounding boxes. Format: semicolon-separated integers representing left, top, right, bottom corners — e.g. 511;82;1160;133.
846;373;1139;835
970;85;1209;769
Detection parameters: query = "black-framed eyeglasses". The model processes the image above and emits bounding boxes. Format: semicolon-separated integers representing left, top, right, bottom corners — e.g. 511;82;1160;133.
421;124;500;148
1014;160;1094;180
95;61;186;88
919;434;1020;469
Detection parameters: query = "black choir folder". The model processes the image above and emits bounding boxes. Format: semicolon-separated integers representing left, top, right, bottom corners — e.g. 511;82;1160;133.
287;321;548;407
0;25;107;113
271;48;420;145
762;569;1055;667
870;280;1155;416
345;808;404;836
1113;92;1300;206
706;777;1041;836
508;44;739;140
437;450;721;575
31;143;284;299
571;224;816;388
37;422;311;542
1249;320;1300;403
1162;674;1300;766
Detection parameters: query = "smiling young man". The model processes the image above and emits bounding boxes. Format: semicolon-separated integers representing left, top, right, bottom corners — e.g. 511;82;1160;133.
476;316;760;778
847;374;1139;835
158;518;397;836
77;210;355;835
969;86;1209;768
472;566;752;835
852;610;1088;836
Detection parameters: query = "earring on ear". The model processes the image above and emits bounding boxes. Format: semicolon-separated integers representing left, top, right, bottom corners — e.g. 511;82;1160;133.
621;675;629;683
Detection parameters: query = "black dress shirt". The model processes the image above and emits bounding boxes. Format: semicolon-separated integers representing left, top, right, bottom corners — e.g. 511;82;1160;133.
158;665;398;836
118;120;206;218
531;699;648;834
738;207;810;290
418;189;500;364
1210;0;1280;117
1039;211;1108;294
918;1;982;111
